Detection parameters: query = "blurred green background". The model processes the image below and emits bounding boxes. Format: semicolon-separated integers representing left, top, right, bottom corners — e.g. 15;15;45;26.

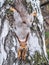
40;0;49;59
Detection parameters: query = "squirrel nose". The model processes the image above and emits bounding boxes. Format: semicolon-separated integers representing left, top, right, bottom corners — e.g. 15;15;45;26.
22;21;26;24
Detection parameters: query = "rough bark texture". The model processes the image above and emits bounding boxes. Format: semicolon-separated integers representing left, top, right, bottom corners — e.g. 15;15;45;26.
0;0;48;65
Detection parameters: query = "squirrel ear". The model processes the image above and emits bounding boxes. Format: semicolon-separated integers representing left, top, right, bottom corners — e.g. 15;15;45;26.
25;33;29;42
16;35;21;43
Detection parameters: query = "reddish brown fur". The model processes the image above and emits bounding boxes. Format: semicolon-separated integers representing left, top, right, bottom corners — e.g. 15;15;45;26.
15;33;29;60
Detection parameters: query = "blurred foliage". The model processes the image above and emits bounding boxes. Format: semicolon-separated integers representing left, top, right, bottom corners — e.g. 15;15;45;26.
45;31;49;58
45;32;49;49
40;0;49;11
41;0;49;60
33;51;48;65
45;32;49;38
25;51;48;65
47;50;49;59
